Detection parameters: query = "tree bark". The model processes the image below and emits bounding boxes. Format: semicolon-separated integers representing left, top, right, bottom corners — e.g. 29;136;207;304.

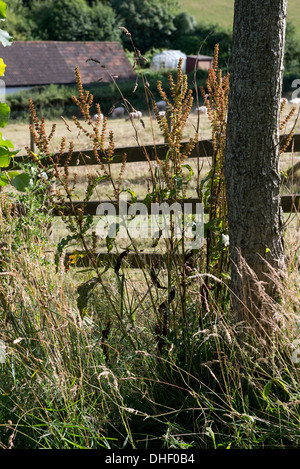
224;0;287;327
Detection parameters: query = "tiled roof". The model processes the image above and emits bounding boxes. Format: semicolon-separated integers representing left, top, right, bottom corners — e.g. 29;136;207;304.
0;41;136;87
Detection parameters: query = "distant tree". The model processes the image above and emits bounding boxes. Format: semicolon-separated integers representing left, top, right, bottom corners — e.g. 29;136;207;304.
5;0;35;39
28;0;120;42
86;1;120;41
284;21;300;76
174;12;197;36
111;0;178;54
31;0;93;41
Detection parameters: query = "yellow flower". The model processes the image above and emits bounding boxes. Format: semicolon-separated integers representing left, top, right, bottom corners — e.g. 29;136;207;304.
0;58;6;77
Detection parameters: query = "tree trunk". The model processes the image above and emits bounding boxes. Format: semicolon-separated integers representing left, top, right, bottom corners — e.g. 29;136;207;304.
224;0;287;328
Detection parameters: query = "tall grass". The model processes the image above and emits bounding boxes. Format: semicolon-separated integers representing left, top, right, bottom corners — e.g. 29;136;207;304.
0;41;299;449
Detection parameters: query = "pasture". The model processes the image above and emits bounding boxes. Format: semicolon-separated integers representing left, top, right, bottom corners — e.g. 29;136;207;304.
6;101;300;153
6;111;213;153
5;102;300;203
179;0;300;38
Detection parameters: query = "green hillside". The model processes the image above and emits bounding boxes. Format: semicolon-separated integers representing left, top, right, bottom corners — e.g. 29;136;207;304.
179;0;300;38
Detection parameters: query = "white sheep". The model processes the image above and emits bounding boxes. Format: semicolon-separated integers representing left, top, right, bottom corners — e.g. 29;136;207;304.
111;106;125;118
91;113;103;122
194;106;208;115
290;97;300;105
126;110;142;121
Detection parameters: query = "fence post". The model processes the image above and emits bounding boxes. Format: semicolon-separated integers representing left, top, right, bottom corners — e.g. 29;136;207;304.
165;106;172;143
29;116;35;153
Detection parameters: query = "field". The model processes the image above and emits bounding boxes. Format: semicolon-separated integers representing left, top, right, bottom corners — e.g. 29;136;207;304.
5;104;300;213
179;0;300;38
4;106;299;211
6;102;300;155
6;112;212;155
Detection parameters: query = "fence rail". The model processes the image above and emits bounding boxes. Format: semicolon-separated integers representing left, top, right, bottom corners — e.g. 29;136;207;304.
11;133;300;169
10;134;300;267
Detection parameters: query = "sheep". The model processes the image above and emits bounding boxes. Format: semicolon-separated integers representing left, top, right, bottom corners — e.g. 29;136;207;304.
126;110;142;121
111;106;125;118
156;100;167;112
91;113;103;122
194;106;208;115
290;97;300;105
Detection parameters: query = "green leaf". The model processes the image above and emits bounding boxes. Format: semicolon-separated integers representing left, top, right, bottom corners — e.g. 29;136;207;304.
0;133;14;148
77;277;99;318
0;103;10;127
182;163;194;183
263;381;272;400
122;188;137;203
0;145;19;167
0;154;10;167
7;170;19;179
0;146;18;157
11;173;33;192
274;379;287;392
0;28;12;47
169;188;177;198
0;173;8;185
0;1;7;20
0;170;19;185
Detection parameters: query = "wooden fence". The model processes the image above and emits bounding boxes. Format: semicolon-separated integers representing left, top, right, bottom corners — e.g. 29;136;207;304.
11;133;300;267
12;133;300;214
13;132;300;169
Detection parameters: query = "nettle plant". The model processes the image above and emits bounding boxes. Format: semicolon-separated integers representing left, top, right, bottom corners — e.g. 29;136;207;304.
197;44;231;310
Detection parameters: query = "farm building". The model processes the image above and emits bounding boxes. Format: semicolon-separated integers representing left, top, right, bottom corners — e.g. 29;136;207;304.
185;55;214;74
151;50;214;74
0;41;136;94
151;50;187;72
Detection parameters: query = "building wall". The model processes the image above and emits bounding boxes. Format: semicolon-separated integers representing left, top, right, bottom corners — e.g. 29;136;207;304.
6;86;34;95
185;57;213;74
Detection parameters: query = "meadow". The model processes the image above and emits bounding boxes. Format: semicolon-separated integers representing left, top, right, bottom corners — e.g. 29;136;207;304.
179;0;300;38
5;102;300;203
5;102;300;153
